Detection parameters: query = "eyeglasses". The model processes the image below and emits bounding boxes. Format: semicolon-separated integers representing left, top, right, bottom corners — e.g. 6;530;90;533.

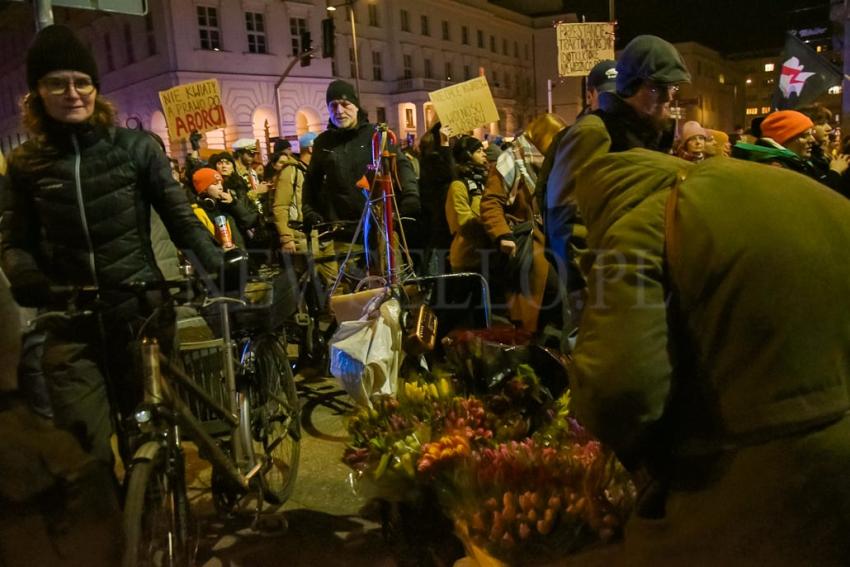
39;77;96;96
646;82;680;100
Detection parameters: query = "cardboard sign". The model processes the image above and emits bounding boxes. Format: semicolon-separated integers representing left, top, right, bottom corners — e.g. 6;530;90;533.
158;79;226;141
556;22;615;78
428;76;500;136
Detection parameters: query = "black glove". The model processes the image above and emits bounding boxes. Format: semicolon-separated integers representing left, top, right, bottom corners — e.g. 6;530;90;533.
189;131;203;151
10;270;52;308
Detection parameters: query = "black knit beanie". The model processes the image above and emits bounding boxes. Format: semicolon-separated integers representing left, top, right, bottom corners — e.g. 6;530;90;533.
452;135;484;164
325;79;359;107
26;25;100;90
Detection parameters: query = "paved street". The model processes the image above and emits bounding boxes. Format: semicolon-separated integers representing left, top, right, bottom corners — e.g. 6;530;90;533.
188;373;398;567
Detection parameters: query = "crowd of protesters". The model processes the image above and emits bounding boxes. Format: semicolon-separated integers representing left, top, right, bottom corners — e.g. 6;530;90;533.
3;23;850;566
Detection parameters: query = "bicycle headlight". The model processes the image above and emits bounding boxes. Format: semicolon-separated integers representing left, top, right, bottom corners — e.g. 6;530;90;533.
134;407;153;424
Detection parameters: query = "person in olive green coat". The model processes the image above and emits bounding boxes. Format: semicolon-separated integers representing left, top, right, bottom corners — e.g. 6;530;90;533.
570;148;850;565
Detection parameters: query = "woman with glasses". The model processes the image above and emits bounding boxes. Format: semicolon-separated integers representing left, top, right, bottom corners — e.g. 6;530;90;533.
1;26;223;469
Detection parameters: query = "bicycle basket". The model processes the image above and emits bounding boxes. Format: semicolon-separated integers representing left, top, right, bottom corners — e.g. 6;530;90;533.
175;316;230;426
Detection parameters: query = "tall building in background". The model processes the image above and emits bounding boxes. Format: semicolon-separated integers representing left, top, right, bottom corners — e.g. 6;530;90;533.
0;0;576;159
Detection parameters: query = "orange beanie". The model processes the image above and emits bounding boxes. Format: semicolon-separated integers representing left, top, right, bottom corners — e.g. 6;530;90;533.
760;111;813;145
192;168;222;194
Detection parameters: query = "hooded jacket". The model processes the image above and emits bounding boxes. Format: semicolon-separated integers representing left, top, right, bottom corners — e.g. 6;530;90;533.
545;91;676;292
301;114;420;225
570;148;850;564
1;123;222;310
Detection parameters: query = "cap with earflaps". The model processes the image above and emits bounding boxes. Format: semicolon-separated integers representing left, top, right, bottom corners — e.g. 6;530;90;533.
616;35;690;97
26;25;100;90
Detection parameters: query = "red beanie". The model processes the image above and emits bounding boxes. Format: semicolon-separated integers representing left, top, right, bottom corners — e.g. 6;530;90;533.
760;111;813;145
192;168;222;194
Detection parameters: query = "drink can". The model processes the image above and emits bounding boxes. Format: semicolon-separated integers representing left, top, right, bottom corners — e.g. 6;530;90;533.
214;215;234;248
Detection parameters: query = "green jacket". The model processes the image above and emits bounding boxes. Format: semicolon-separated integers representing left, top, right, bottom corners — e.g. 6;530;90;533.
570;148;850;565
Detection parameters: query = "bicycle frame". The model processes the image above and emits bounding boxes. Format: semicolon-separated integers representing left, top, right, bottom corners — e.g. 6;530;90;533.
136;297;264;493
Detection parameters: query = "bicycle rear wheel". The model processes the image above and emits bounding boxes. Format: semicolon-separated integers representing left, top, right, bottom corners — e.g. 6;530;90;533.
123;442;195;567
247;334;301;504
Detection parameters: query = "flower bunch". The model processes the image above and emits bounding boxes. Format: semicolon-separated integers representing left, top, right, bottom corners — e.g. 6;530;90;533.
342;371;635;561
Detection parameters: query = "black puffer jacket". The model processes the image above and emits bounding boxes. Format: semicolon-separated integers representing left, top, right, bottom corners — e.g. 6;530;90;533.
1;123;222;310
302;114;420;225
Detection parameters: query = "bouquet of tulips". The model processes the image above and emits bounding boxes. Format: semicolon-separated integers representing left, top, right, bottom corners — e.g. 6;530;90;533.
342;366;635;561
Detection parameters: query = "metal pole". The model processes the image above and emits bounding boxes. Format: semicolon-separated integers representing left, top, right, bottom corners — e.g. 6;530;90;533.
348;1;361;100
547;79;553;113
609;0;616;21
34;0;54;31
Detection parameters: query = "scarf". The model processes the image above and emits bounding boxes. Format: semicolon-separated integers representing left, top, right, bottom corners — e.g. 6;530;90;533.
495;134;544;206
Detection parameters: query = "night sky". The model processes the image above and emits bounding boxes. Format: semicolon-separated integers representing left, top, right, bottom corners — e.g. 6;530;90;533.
525;0;833;54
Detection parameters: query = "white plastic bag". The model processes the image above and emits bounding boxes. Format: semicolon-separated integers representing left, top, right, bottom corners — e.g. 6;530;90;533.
329;291;402;407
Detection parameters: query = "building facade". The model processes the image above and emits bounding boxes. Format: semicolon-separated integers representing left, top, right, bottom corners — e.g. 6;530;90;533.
0;0;578;160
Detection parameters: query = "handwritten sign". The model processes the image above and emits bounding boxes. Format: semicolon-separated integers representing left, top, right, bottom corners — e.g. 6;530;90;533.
556;23;615;78
158;79;226;141
428;76;499;136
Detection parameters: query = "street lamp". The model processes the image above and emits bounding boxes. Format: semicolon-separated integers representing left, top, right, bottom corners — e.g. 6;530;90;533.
327;0;361;100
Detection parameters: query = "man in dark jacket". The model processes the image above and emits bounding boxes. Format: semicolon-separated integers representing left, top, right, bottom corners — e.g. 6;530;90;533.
545;36;690;331
302;80;420;243
0;25;224;465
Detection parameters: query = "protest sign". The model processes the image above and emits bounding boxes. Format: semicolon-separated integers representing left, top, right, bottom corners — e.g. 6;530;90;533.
556;22;615;77
158;79;226;141
428;76;500;136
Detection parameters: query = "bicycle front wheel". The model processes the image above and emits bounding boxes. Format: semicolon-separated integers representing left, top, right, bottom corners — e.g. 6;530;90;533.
247;334;301;504
123;442;194;567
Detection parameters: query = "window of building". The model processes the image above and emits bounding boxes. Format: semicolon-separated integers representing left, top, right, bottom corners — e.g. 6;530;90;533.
405;108;415;129
760;106;771;114
445;61;453;80
477;29;484;48
502;38;507;55
372;50;383;80
490;35;496;53
368;4;379;27
504;73;510;89
123;23;135;64
145;12;156;56
400;9;410;32
424;58;432;79
513;41;518;58
718;73;725;84
464;64;471;80
828;85;842;95
421;15;430;36
290;17;307;56
197;6;221;50
403;54;413;79
461;25;468;45
524;43;529;60
746;107;758;116
442;20;450;41
104;33;114;71
246;12;267;54
492;70;499;85
349;47;359;78
376;106;386;123
764;63;775;72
